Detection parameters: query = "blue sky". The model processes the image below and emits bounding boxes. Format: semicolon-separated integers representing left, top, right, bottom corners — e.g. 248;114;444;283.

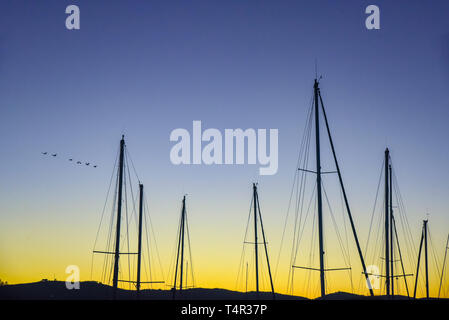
0;1;448;295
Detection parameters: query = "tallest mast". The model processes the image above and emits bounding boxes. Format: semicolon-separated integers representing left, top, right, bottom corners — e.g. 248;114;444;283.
384;148;390;296
112;135;125;299
314;79;326;298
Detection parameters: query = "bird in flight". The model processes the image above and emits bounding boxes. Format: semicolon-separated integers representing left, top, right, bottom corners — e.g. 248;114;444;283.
41;150;99;168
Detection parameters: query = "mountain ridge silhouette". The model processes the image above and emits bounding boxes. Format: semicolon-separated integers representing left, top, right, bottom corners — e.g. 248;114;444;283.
1;280;434;300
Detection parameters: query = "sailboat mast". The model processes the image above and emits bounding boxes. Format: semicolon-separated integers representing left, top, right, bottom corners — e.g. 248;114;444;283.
253;183;259;295
389;164;394;296
256;190;275;299
112;135;125;299
318;90;374;297
438;234;449;298
413;221;425;298
136;183;144;295
172;196;184;298
424;219;429;298
314;79;325;298
384;148;390;296
179;196;186;291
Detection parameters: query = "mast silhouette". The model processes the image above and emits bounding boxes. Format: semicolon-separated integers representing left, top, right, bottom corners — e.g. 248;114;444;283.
251;183;275;299
136;183;144;295
93;136;163;298
375;149;411;298
314;79;326;297
413;219;429;298
173;195;188;298
424;219;429;298
384;148;390;296
292;79;374;297
112;135;125;299
253;184;260;295
389;164;394;296
438;234;449;298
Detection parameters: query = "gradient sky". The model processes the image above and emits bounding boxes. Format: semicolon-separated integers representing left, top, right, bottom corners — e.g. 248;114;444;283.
0;0;448;298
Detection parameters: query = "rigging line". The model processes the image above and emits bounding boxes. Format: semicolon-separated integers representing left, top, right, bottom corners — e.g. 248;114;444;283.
327;189;353;295
185;210;195;287
339;184;354;293
305;197;317;296
91;146;119;281
321;179;349;263
125;151;139;236
236;195;254;290
289;141;310;281
393;215;410;298
166;214;178;289
364;160;385;255
438;234;449;298
103;164;120;285
290;182;316;294
395;200;414;271
144;193;166;282
123;161;132;289
357;161;384;293
166;206;179;287
363;204;382;294
143;197;152;285
392;168;417;256
288;165;311;292
256;192;275;297
364;188;383;282
322;181;350;266
393;188;412;271
124;145;140;183
275;96;314;284
275;169;298;286
142;196;153;286
293;108;314;262
287;105;314;292
294;182;317;267
322;180;354;292
392;171;419;292
427;226;442;282
125;153;138;284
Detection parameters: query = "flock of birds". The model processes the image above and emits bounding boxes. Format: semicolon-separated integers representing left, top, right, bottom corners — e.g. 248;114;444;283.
41;152;98;168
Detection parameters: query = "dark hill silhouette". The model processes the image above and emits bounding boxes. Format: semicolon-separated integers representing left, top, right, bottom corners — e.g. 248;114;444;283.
1;281;444;300
0;280;307;300
315;291;410;300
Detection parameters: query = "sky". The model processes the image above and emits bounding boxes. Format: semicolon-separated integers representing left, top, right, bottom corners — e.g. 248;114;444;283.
0;0;448;298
